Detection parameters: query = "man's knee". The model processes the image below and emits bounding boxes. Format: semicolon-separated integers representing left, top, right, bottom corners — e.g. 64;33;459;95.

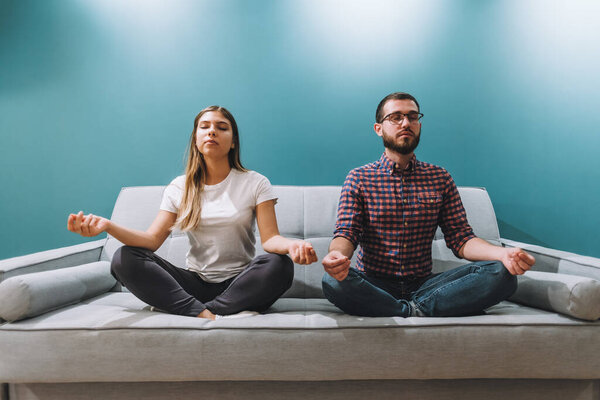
321;273;343;303
483;261;518;299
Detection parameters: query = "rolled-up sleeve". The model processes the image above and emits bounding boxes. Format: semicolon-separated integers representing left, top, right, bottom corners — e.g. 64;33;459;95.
333;170;364;247
438;175;476;257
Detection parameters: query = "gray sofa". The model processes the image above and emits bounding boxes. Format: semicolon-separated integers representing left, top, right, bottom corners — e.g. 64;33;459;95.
1;185;599;400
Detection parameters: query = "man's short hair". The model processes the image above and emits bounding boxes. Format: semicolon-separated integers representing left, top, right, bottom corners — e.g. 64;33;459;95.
375;92;420;123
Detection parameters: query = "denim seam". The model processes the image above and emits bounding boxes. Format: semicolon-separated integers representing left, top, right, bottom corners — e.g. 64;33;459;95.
413;265;480;299
414;271;481;310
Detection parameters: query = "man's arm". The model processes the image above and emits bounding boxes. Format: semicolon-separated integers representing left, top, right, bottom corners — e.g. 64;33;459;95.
323;170;363;281
459;237;535;275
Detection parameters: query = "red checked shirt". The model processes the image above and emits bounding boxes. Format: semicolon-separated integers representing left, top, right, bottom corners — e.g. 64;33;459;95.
334;153;476;279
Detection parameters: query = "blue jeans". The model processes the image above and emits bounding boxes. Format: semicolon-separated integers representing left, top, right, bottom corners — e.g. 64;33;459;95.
321;261;517;317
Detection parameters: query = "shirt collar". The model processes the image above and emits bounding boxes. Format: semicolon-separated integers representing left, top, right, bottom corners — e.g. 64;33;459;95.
378;152;417;175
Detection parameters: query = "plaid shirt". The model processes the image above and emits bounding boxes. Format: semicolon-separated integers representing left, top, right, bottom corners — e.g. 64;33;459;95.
334;153;475;279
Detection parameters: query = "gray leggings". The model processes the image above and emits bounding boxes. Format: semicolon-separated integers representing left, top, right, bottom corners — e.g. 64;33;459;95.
110;246;294;317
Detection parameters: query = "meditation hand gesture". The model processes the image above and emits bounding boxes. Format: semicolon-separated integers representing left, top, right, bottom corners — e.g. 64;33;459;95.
67;211;110;237
288;240;318;265
322;250;351;281
501;247;535;275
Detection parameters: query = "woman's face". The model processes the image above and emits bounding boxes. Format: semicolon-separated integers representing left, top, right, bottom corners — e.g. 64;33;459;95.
195;111;234;159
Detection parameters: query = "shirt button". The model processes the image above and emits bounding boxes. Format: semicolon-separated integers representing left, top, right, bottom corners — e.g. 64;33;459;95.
404;222;408;226
403;244;407;248
401;265;405;270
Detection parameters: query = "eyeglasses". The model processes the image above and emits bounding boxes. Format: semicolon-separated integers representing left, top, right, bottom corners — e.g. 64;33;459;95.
381;111;424;125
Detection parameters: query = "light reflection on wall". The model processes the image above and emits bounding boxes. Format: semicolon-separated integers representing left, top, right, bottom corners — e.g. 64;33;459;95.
79;0;197;62
285;0;446;74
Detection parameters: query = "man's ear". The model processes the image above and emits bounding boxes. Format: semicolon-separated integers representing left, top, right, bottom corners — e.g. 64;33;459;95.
374;123;383;137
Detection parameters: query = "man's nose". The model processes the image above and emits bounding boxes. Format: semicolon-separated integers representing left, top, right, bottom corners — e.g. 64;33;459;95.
400;116;411;128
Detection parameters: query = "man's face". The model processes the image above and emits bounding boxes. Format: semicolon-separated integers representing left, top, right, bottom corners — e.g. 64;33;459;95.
374;99;421;155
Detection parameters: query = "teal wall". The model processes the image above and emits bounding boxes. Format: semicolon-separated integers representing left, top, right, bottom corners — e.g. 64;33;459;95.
1;0;599;259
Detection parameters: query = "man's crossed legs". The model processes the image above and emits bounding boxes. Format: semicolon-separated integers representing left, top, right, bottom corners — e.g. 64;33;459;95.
322;261;517;317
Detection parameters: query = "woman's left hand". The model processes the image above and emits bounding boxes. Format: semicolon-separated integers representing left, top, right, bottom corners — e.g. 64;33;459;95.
288;240;318;265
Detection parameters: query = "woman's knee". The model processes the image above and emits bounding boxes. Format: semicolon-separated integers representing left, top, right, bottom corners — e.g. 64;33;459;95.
255;253;294;288
110;246;148;281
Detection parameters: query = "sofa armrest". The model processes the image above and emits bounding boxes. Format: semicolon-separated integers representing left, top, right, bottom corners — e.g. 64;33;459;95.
500;238;600;281
508;270;600;321
0;239;105;283
0;261;115;322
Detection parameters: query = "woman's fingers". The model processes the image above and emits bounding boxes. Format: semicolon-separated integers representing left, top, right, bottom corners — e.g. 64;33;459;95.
303;244;316;264
68;211;107;237
80;214;92;236
70;211;84;233
67;214;76;232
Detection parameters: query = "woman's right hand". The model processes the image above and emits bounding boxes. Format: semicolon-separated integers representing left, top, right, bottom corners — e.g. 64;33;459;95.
67;211;110;237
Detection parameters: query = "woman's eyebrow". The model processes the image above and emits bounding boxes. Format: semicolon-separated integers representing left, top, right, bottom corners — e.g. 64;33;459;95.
199;120;230;126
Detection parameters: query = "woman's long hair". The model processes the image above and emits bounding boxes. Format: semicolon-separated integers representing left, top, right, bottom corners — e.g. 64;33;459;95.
176;106;246;231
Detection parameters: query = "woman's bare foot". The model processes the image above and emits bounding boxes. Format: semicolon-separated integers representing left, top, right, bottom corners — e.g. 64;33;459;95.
197;309;216;320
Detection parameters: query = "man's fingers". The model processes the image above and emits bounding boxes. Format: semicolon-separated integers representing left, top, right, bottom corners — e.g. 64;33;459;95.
504;260;520;276
333;270;349;281
325;260;350;275
516;259;531;272
512;260;527;275
518;251;536;265
323;256;347;268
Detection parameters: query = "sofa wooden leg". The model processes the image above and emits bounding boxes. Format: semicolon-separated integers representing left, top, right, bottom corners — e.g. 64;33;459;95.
1;383;8;400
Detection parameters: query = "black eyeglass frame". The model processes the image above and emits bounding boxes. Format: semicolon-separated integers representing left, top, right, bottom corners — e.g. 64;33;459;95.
380;111;424;124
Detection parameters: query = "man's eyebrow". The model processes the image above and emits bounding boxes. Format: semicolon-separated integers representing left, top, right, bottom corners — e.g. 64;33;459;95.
388;111;418;115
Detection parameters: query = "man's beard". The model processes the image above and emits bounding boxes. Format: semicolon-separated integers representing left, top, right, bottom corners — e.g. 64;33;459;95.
382;129;420;155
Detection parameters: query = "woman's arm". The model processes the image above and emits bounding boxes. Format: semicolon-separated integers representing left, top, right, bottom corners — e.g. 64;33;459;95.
67;210;176;252
256;200;317;265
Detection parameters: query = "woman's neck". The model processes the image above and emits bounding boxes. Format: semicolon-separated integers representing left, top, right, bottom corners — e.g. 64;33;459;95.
204;156;232;185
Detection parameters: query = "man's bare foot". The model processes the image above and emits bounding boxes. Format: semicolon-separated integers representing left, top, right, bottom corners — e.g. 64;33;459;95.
197;309;216;320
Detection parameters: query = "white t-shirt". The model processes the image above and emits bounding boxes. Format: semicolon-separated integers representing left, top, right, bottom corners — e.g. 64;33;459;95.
160;169;277;283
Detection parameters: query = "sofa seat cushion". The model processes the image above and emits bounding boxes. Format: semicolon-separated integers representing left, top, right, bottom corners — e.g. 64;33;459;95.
1;293;599;383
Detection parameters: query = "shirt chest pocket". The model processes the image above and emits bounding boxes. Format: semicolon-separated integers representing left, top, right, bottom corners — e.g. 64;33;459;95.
417;193;442;216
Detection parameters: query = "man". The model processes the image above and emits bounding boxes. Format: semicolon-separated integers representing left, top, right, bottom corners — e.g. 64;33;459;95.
321;92;535;317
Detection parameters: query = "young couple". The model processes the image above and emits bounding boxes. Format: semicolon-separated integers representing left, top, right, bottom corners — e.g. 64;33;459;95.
68;93;535;320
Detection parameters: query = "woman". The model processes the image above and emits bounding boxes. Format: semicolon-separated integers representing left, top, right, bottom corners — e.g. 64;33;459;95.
67;106;317;320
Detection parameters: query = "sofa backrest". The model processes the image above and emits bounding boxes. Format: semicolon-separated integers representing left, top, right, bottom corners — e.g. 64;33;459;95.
102;185;500;298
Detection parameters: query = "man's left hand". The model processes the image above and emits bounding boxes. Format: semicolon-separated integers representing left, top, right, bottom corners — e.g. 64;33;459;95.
501;247;535;275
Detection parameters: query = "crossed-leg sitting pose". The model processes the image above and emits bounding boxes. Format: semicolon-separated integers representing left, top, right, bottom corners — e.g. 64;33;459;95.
68;106;317;319
322;92;535;317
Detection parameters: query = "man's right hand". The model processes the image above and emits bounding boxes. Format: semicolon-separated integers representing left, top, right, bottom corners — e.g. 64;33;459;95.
322;250;351;281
